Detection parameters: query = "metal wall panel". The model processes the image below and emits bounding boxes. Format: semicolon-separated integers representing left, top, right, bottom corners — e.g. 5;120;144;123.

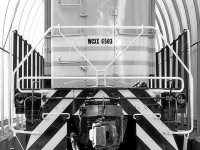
114;0;155;85
85;0;115;85
44;0;51;77
51;0;87;87
51;0;155;88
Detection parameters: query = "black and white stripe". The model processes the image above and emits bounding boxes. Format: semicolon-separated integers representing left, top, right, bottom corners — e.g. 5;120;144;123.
26;88;178;150
26;89;99;150
103;88;178;150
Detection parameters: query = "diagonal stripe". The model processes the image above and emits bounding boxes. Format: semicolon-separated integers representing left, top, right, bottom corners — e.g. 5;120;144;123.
136;123;162;150
41;123;67;150
102;89;138;114
41;90;56;105
53;135;68;150
64;89;100;114
129;89;163;118
129;89;161;106
122;109;128;115
136;137;151;150
74;89;129;116
102;89;170;149
74;90;109;115
27;89;99;150
145;89;162;106
119;90;178;150
41;89;71;113
26;90;82;150
94;90;109;98
73;90;127;115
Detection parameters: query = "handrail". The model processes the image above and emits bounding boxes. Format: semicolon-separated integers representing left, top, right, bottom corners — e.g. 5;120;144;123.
117;28;152;37
57;0;83;6
191;40;200;48
42;113;70;120
17;76;185;93
158;30;200;53
0;47;10;54
48;28;83;38
10;25;193;136
157;30;187;54
133;113;161;119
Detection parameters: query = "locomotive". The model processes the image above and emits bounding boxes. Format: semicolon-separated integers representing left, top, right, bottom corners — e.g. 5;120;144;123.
12;0;194;150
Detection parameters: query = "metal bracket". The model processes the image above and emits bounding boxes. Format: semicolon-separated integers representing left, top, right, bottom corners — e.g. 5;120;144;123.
57;0;83;6
133;113;161;119
47;29;83;38
57;57;88;72
80;12;88;17
57;56;88;71
47;30;83;38
117;29;153;37
42;113;70;120
94;70;107;87
57;56;83;64
31;81;39;124
149;29;155;38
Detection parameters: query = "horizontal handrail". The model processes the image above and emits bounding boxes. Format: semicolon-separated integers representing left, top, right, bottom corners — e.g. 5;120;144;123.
117;29;152;37
57;0;83;6
157;30;187;54
47;29;83;38
133;113;161;119
191;40;200;47
42;113;70;120
17;76;184;93
0;47;10;54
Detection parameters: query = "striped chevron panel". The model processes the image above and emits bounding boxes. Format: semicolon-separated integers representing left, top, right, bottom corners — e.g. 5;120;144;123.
26;88;178;150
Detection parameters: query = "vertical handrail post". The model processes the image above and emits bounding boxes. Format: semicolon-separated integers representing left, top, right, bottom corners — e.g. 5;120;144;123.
183;31;188;95
172;40;177;88
24;40;28;89
166;46;170;88
0;45;5;135
197;42;200;135
161;48;165;88
156;52;159;88
178;35;182;89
